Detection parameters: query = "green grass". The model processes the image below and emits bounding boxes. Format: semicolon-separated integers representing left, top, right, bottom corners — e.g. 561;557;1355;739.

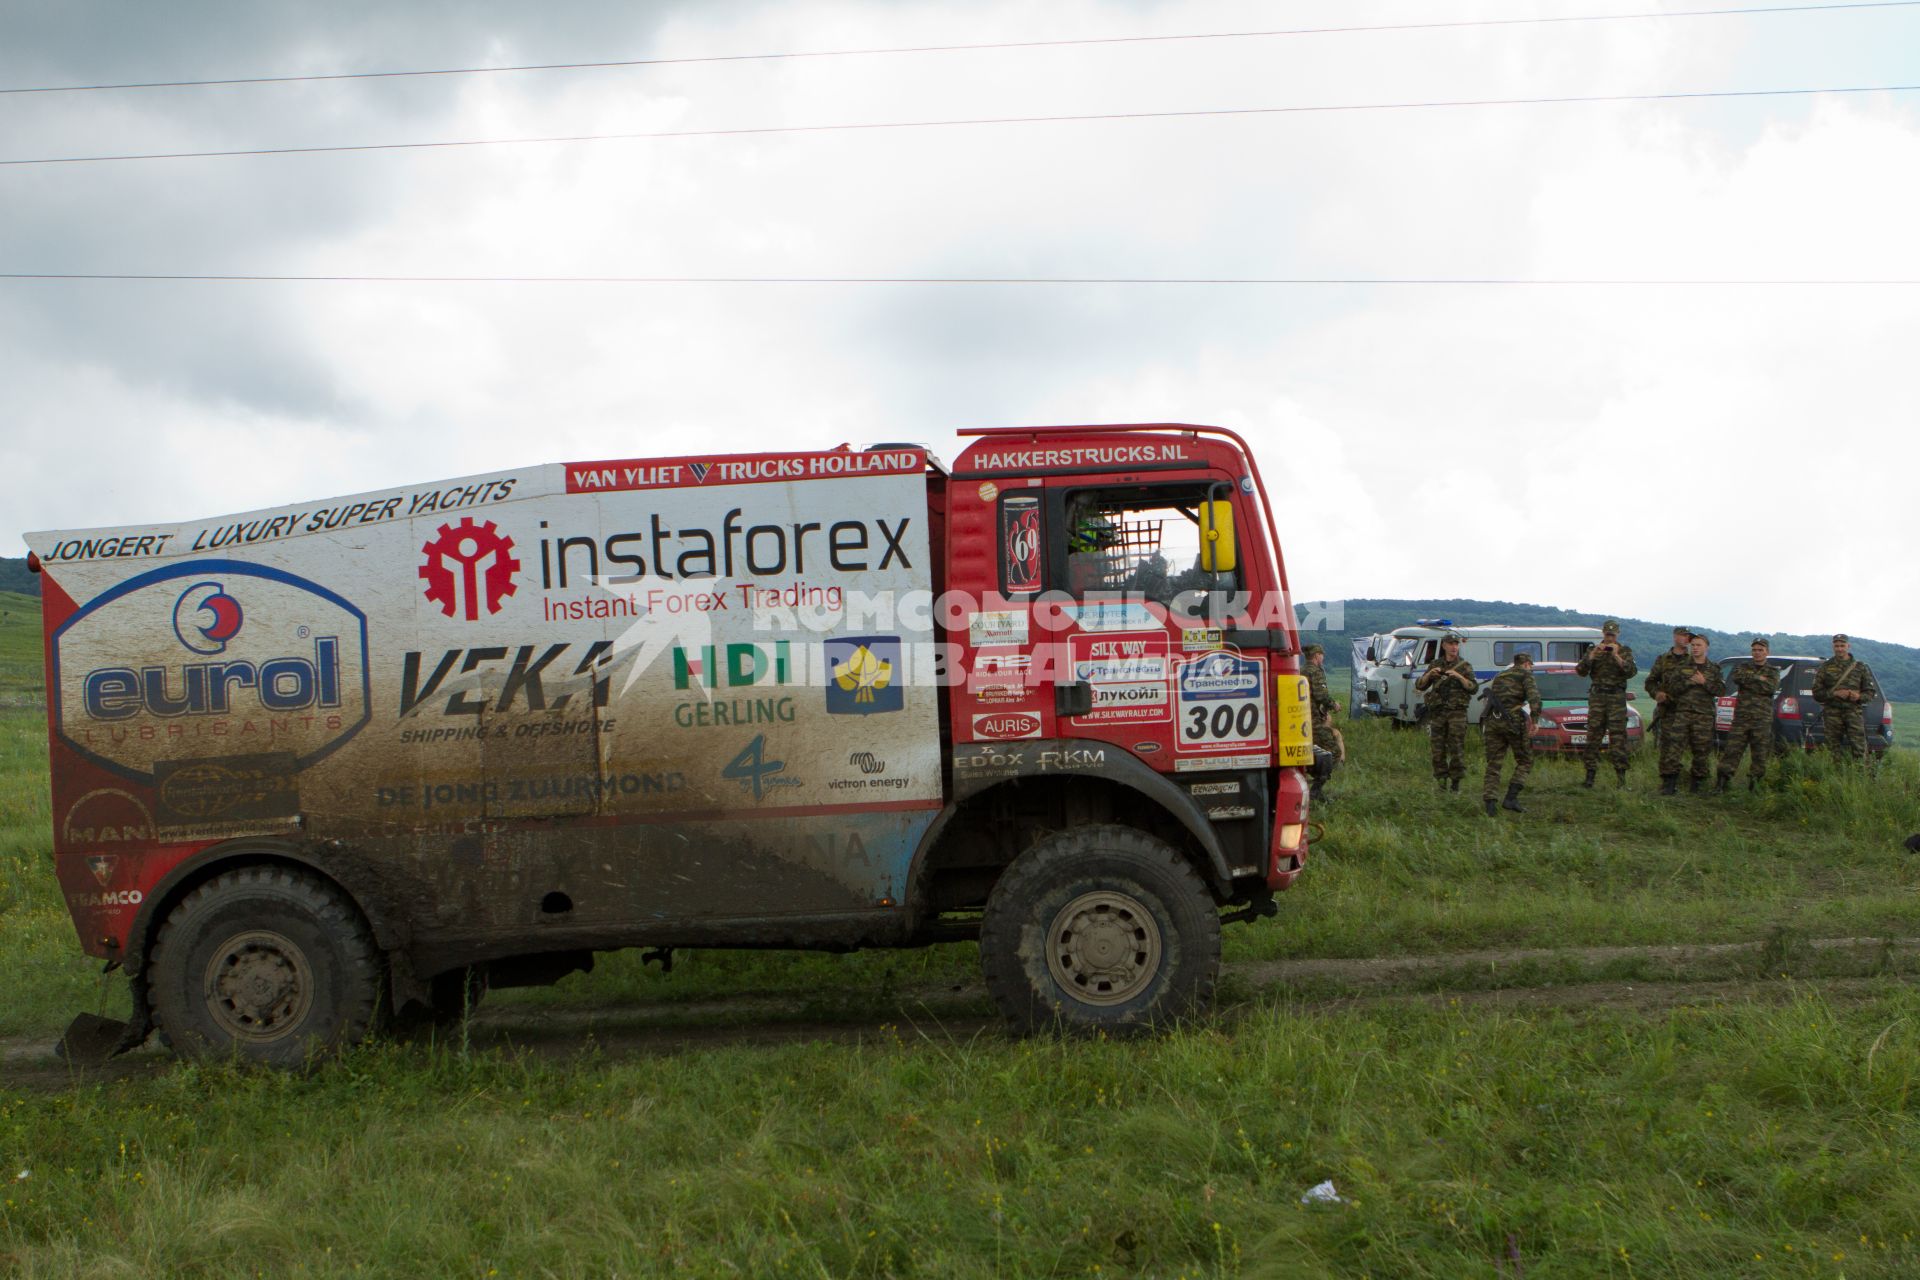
6;594;1920;1273
0;592;42;703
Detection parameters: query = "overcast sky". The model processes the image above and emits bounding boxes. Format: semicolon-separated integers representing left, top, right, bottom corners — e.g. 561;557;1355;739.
3;0;1917;641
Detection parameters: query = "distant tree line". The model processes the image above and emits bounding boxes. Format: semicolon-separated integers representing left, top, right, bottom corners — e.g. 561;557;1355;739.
0;558;41;598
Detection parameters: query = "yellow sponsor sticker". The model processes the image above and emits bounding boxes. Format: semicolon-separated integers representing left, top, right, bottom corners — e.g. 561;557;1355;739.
1274;674;1313;766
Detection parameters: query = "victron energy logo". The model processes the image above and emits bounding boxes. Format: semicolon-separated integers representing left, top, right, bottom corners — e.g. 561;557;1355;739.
420;517;520;620
52;562;371;783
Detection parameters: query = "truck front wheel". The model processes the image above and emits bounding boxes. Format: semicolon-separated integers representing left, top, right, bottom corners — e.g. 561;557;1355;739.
148;866;381;1066
979;825;1221;1036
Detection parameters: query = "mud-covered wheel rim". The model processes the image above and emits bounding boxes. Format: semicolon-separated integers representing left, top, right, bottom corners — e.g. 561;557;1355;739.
1044;890;1164;1007
202;929;315;1044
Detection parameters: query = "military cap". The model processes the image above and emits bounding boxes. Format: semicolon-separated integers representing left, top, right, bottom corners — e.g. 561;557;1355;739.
1750;636;1770;649
1833;633;1849;643
1601;619;1620;634
1442;631;1463;643
1302;643;1323;657
1671;624;1692;637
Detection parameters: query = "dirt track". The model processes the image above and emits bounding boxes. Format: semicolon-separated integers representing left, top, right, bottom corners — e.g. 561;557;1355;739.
3;935;1914;1091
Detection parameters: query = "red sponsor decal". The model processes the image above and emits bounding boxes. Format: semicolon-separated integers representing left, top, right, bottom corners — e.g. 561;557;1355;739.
972;711;1042;740
1000;494;1043;594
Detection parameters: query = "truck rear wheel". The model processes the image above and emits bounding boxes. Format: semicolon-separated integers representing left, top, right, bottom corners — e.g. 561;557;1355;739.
148;866;381;1066
979;825;1221;1036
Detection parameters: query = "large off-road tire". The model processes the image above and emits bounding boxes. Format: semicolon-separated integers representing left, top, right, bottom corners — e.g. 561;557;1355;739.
979;825;1221;1036
148;866;381;1067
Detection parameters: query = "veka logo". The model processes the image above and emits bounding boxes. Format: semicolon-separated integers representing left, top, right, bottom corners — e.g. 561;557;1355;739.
420;517;520;620
172;582;244;654
53;561;371;784
826;635;903;715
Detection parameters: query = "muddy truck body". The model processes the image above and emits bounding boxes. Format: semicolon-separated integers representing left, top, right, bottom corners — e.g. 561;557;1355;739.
27;423;1313;1063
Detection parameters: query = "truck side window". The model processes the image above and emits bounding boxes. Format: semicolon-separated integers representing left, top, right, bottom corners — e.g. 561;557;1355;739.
1547;641;1585;663
1493;641;1542;664
1058;484;1238;606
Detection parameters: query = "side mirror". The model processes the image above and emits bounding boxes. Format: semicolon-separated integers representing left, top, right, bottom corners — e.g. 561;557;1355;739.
1199;499;1237;573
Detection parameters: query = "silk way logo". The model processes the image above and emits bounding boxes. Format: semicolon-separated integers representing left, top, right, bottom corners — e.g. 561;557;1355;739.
171;582;244;654
420;518;520;620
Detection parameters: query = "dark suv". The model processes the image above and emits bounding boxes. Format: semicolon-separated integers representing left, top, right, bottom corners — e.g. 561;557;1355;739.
1714;655;1894;756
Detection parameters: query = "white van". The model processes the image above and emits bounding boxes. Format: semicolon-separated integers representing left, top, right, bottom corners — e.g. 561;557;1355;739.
1359;624;1602;726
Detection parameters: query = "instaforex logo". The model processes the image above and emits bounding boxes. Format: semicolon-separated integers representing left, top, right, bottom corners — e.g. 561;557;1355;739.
53;561;372;784
420;517;520;620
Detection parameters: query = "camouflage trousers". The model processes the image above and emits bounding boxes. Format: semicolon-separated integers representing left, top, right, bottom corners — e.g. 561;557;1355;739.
1482;717;1533;801
1583;693;1633;771
1659;709;1716;781
1825;703;1868;762
1718;717;1772;782
1313;715;1341;758
1428;707;1468;780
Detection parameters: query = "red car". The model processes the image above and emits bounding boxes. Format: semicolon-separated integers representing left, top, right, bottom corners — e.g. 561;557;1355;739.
1520;662;1647;757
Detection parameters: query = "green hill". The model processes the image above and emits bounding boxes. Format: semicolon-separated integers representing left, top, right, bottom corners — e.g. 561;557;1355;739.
1305;598;1920;702
0;557;40;598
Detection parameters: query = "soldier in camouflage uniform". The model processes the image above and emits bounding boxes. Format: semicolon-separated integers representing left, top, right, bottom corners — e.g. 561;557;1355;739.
1303;644;1340;799
1657;633;1725;793
1480;652;1542;816
1642;625;1693;742
1576;619;1637;787
1811;633;1880;763
1415;632;1478;791
1716;637;1780;791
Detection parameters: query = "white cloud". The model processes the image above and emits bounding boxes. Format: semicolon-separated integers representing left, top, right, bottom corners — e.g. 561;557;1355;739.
3;0;1917;640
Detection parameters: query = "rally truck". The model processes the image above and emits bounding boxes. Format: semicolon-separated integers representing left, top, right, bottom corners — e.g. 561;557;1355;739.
27;423;1313;1064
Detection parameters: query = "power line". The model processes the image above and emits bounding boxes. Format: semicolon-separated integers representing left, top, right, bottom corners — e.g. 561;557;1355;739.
4;2;1915;96
3;274;1915;285
3;82;1915;168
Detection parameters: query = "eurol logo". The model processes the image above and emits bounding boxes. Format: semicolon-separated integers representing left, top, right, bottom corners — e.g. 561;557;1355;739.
972;711;1042;740
52;561;371;783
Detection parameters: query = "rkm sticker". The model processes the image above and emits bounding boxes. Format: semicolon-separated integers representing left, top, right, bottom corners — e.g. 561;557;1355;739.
1175;652;1270;753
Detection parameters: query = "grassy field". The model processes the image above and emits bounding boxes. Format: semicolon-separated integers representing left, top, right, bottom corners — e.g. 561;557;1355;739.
4;597;1920;1275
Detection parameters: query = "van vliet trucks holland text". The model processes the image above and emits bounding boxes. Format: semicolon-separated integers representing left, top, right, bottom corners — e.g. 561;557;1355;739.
28;423;1314;1064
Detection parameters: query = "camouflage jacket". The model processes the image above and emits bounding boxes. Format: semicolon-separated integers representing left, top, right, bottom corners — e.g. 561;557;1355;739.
1643;647;1690;703
1811;655;1879;707
1576;643;1637;693
1306;665;1335;718
1482;666;1541;731
1661;660;1726;716
1728;661;1781;724
1415;657;1478;711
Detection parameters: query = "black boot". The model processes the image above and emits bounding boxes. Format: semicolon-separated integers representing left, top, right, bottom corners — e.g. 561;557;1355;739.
1713;774;1730;794
1483;797;1498;817
1502;782;1525;813
1615;767;1629;788
1582;765;1596;789
1689;776;1702;794
1450;777;1461;793
1660;776;1678;796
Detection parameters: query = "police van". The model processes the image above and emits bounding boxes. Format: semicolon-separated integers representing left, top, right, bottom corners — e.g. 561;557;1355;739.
1360;624;1602;726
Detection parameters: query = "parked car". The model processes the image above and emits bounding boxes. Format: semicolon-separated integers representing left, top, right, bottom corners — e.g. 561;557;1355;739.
1713;655;1893;757
1516;662;1645;757
1362;624;1602;727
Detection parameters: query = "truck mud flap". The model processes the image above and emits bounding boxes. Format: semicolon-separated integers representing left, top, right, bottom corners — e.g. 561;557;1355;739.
55;1012;143;1064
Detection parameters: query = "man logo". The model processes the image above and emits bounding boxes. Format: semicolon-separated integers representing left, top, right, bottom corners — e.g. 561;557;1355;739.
172;582;244;655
